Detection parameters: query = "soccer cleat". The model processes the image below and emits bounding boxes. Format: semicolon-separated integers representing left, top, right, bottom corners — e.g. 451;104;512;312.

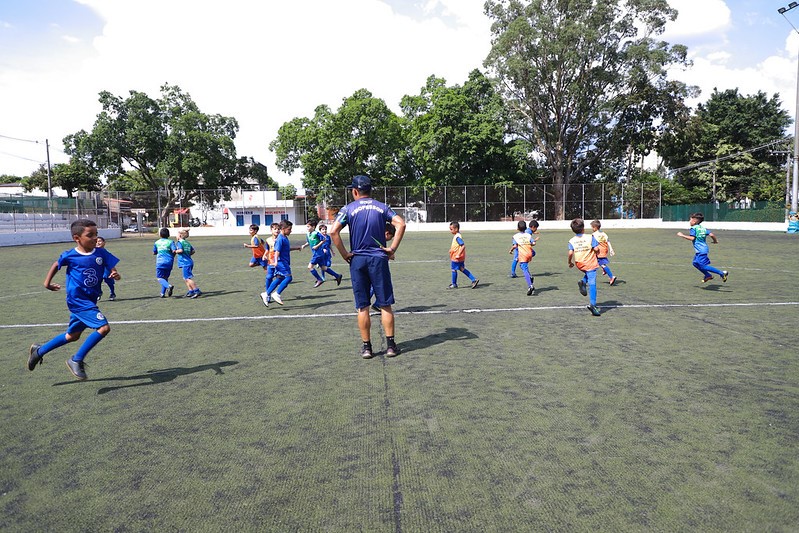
578;280;587;296
66;359;87;380
27;344;43;371
270;291;284;305
360;345;374;359
609;276;617;286
471;279;480;289
313;280;324;288
447;284;458;289
702;276;713;283
509;273;518;278
185;291;193;298
336;275;343;286
527;285;535;296
108;294;116;301
386;344;400;358
160;293;166;298
721;271;729;282
587;305;601;317
190;291;200;299
167;285;174;297
260;291;270;307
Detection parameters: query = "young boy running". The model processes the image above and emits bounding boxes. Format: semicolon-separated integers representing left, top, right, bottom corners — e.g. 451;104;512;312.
448;221;479;289
153;227;177;297
567;217;601;316
590;219;617;285
265;220;302;305
27;220;121;380
677;212;729;283
509;220;536;295
317;224;343;285
95;236;117;301
243;224;266;268
260;223;280;306
176;229;202;298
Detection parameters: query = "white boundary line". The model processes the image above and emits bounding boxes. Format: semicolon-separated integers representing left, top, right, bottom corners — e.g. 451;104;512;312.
3;301;798;329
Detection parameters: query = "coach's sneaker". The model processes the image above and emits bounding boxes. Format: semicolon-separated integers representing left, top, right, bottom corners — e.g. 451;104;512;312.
313;280;324;288
587;305;601;317
578;280;587;296
527;285;535;296
447;284;458;289
702;276;713;283
260;291;269;306
471;279;480;289
371;303;381;313
335;275;343;286
66;359;87;381
386;344;400;358
27;343;43;371
722;271;729;282
270;291;284;305
360;344;374;359
167;285;174;297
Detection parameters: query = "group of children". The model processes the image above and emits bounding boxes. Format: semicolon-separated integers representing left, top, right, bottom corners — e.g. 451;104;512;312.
27;212;728;380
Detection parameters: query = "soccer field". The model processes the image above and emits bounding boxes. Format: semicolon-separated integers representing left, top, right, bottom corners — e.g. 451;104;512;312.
2;228;798;531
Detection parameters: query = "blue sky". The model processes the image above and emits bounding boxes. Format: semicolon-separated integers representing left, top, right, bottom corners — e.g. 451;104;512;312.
1;0;797;186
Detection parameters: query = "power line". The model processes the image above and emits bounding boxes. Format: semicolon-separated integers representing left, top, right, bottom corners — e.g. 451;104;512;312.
0;150;44;164
0;133;41;144
669;139;787;174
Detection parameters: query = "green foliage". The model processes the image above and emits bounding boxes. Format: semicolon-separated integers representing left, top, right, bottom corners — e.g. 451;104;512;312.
0;174;23;184
659;88;791;202
21;162;101;198
483;0;692;218
270;89;409;192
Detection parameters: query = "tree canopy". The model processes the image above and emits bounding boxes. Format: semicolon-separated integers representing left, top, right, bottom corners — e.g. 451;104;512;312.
483;0;693;218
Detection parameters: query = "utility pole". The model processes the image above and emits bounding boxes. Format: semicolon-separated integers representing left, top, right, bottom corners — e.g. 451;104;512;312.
45;139;52;214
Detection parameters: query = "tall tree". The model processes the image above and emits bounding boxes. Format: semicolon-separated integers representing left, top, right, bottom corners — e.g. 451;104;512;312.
400;70;522;187
23;161;101;198
270;89;409;193
658;88;791;202
483;0;692;219
64;84;251;222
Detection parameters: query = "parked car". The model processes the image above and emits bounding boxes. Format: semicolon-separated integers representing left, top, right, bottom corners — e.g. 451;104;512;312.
123;224;139;233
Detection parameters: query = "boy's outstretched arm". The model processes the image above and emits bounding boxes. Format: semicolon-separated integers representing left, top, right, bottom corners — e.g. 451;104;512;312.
676;232;695;241
43;261;61;291
108;267;121;281
567;250;575;269
709;232;719;244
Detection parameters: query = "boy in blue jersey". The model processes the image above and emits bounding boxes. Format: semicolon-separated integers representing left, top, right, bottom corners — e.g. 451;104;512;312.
302;219;343;287
330;174;406;359
265;219;302;305
153;228;177;297
677;212;729;283
260;223;280;306
27;220;121;380
95;236;117;301
176;229;201;298
316;224;343;286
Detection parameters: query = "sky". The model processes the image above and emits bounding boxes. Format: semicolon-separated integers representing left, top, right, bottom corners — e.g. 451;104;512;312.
1;0;798;188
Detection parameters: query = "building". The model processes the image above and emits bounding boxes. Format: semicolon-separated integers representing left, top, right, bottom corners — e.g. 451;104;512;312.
213;190;297;228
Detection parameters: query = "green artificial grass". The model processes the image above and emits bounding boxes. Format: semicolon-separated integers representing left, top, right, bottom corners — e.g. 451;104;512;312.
1;229;797;531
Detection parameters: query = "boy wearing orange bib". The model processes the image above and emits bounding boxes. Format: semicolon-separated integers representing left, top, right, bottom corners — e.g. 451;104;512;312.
567;218;601;316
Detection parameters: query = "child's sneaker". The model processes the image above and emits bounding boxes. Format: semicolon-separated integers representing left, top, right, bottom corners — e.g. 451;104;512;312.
27;344;43;371
270;291;283;305
471;279;480;289
167;285;174;297
190;291;200;299
527;285;535;296
66;359;87;380
721;271;729;282
609;276;617;286
578;280;587;296
587;305;601;316
702;276;713;283
447;284;458;289
336;275;343;286
108;294;116;301
509;273;518;278
260;291;269;307
313;280;324;288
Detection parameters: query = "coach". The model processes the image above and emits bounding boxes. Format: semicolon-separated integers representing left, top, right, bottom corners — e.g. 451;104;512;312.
330;174;406;359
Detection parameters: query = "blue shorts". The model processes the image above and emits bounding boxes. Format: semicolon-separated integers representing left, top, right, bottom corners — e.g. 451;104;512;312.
309;252;326;267
693;253;711;267
181;264;194;279
249;257;267;268
320;254;332;268
275;264;292;278
350;254;394;310
451;260;466;270
156;266;173;280
67;307;109;333
597;257;609;266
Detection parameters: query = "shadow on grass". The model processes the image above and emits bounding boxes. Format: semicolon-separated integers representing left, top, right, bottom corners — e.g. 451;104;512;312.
598;300;622;315
701;284;732;292
52;360;239;395
398;327;478;355
107;290;247;302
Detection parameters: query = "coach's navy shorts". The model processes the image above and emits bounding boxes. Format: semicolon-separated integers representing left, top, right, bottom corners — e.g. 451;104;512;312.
350;254;394;310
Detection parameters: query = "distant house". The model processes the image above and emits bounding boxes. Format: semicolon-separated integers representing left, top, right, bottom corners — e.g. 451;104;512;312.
215;190;297;228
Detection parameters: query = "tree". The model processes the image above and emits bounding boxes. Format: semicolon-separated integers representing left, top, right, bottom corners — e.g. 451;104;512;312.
483;0;692;219
64;84;251;222
23;161;101;197
400;70;523;187
658;88;791;203
270;89;409;193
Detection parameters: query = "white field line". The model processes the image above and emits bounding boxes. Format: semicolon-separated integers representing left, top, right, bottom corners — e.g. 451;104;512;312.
3;301;798;329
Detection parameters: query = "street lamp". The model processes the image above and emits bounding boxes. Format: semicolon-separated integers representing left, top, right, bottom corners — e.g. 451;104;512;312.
778;2;799;213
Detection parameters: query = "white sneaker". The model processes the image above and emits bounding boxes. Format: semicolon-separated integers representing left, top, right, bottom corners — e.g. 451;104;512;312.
260;291;269;306
271;291;283;305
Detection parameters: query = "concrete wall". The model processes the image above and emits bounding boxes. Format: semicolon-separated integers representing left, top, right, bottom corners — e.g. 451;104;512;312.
0;228;121;247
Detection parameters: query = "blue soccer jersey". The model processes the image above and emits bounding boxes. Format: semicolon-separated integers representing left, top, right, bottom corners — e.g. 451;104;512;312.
274;233;292;273
153;238;176;267
176;239;194;268
57;247;120;312
690;224;710;254
335;198;396;257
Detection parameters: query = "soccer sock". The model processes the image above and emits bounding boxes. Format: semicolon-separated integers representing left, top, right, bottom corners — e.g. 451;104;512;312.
267;276;282;294
603;265;614;278
72;331;104;362
587;270;598;306
363;340;373;350
158;278;170;291
38;333;69;357
326;267;340;279
705;265;725;276
510;259;518;274
462;269;476;282
451;271;458;285
386;335;396;348
276;275;292;293
524;271;532;286
311;269;323;281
